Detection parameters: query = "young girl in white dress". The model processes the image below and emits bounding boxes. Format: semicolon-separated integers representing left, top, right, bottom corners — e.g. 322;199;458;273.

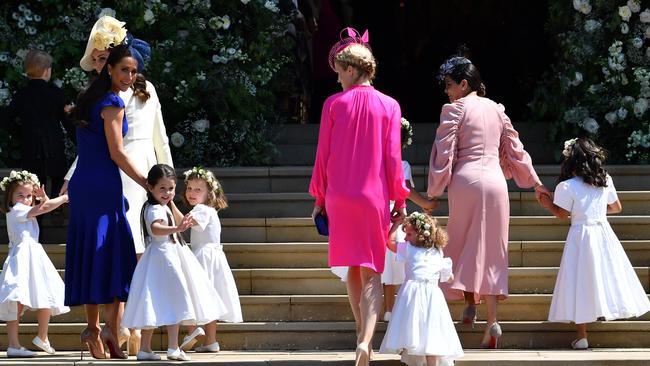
178;167;242;353
380;212;463;366
121;164;226;361
0;171;70;357
540;137;650;349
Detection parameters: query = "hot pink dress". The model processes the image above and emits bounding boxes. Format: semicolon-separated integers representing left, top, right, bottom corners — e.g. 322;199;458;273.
310;85;410;273
427;94;539;302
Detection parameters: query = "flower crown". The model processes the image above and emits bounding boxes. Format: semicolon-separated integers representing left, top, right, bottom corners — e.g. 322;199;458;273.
0;170;40;191
438;56;472;81
562;138;578;157
183;166;221;193
401;117;413;149
92;16;127;51
404;211;436;243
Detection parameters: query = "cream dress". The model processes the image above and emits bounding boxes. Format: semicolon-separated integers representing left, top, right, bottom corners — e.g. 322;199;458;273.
121;204;226;329
0;203;69;320
64;81;173;253
548;175;650;323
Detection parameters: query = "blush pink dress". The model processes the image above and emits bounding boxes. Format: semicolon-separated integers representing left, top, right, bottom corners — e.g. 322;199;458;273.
427;94;540;303
310;84;410;273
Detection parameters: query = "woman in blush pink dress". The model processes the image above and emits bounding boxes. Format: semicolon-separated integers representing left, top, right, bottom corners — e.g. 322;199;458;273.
309;28;410;366
427;57;550;348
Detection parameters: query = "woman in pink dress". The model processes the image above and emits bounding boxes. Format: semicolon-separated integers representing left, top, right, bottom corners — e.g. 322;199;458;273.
309;29;410;366
427;57;550;348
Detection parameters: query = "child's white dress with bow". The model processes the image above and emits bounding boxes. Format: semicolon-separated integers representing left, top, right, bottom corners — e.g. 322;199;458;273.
380;242;463;366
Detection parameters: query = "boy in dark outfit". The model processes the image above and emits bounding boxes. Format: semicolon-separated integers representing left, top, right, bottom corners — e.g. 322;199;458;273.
2;50;70;197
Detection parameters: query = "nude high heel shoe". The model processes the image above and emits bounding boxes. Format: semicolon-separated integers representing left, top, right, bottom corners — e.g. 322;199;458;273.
480;322;502;349
354;343;370;366
80;327;107;360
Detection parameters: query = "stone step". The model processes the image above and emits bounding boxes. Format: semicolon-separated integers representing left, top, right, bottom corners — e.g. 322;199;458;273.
5;241;650;270
22;294;650;324
19;267;650;296
3;350;650;366
219;191;650;218
3;321;650;350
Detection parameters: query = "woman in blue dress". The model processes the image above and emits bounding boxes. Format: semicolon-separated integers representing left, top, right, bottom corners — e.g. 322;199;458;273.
68;42;146;359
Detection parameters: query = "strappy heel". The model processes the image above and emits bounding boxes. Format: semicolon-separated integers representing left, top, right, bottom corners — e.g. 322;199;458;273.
80;327;107;360
461;305;477;329
100;326;128;359
480;322;502;349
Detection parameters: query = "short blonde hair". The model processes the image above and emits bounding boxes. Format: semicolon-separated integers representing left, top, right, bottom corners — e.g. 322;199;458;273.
24;50;52;78
334;44;376;81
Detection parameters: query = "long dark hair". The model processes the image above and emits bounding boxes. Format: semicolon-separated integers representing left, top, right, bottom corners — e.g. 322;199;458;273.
140;164;186;245
446;62;486;97
73;44;135;125
559;137;608;187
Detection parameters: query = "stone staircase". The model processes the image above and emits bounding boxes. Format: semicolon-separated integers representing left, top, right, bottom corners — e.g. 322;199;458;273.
1;156;650;364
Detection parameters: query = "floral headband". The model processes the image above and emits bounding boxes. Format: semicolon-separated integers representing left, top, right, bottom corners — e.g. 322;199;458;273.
404;211;437;243
438;56;472;81
0;170;40;191
562;138;578;157
183;166;221;193
401;117;413;149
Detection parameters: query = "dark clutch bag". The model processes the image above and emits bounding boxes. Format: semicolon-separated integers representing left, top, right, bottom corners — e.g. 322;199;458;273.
314;212;329;236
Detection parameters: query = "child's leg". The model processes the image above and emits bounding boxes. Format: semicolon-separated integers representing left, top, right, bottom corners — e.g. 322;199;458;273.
7;303;24;348
36;308;51;341
576;323;588;339
166;324;180;349
139;329;154;353
204;321;217;345
426;355;440;366
383;285;397;313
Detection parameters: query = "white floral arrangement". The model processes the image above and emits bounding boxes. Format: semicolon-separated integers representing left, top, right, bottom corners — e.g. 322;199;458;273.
183;166;222;193
401;117;413;149
562;138;578;157
404;211;438;247
0;170;40;191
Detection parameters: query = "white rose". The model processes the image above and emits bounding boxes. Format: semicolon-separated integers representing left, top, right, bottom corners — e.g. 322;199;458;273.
581;118;599;133
407;138;412;145
192;119;210;132
423;223;431;229
641;9;650;22
605;111;618;124
619;5;632;21
628;0;641;13
623;95;635;104
221;15;231;29
423;230;431;237
170;132;185;147
98;7;116;18
633;37;644;49
617;107;629;120
621;22;630;34
634;98;649;116
144;9;155;25
571;71;583;86
9;171;17;178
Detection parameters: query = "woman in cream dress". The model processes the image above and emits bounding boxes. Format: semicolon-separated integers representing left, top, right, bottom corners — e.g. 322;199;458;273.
61;15;173;355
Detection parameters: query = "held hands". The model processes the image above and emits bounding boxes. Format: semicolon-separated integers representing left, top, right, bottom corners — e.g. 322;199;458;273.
421;197;438;214
534;183;552;206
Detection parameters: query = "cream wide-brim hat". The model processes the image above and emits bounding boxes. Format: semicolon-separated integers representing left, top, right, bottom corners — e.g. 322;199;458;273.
79;16;127;72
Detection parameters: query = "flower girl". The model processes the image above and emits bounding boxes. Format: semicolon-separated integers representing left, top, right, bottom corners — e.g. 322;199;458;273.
380;212;463;366
540;138;650;349
179;167;242;353
121;164;226;361
0;171;70;357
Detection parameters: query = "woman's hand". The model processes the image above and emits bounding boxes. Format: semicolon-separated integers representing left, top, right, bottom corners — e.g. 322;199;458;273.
311;205;324;219
420;197;438;213
390;206;406;223
534;183;551;204
59;180;69;196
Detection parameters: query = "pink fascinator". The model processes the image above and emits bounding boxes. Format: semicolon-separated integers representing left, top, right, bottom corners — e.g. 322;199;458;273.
328;27;371;72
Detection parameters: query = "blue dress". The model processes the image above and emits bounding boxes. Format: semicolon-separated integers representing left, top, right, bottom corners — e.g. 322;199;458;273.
65;92;137;305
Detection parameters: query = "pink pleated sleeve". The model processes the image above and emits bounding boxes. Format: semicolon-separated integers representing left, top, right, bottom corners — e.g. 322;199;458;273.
309;96;336;208
385;103;410;209
427;102;464;198
497;104;540;188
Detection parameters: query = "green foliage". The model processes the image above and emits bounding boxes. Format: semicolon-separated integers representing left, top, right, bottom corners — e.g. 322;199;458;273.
529;0;650;163
0;0;296;167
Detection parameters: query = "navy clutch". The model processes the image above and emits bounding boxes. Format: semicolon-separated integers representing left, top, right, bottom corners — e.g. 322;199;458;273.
314;213;329;236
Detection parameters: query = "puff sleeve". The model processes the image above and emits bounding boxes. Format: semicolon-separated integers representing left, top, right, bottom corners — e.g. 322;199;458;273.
190;204;211;231
145;204;168;229
9;203;31;223
427;101;463;198
553;181;574;212
498;104;540;188
100;93;125;110
309;96;336;208
149;82;173;167
385;103;410;209
439;256;453;283
395;241;409;263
